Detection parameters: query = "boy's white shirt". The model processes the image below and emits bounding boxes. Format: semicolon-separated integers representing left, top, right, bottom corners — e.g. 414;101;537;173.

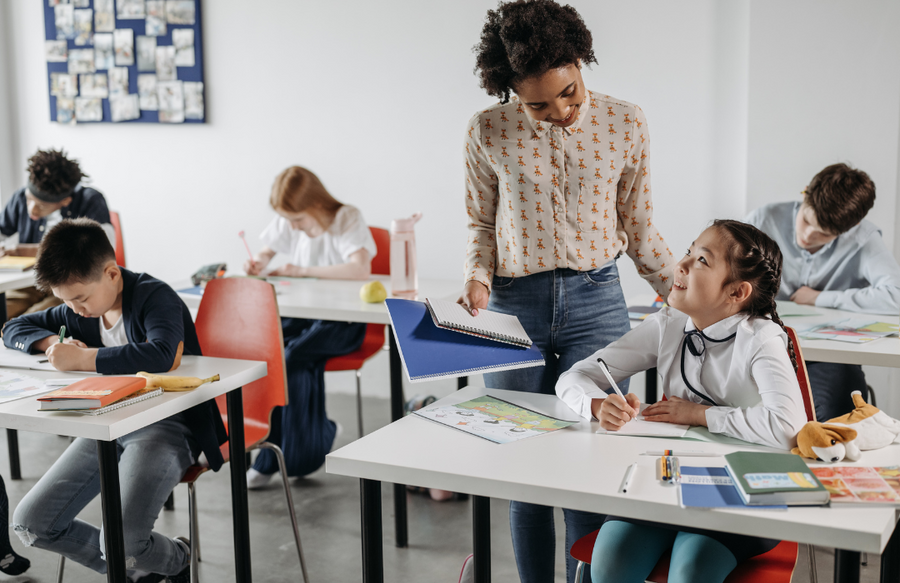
99;313;127;347
556;306;808;450
259;205;376;268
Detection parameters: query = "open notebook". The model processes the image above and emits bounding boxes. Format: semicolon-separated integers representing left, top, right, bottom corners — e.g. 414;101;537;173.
425;297;532;348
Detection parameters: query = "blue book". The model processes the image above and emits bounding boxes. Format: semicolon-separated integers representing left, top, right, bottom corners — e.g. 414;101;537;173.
385;298;544;382
679;466;786;510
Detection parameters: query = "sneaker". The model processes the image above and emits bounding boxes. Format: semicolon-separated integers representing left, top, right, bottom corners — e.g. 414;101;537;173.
165;537;191;583
458;554;475;583
404;394;436;414
247;468;274;490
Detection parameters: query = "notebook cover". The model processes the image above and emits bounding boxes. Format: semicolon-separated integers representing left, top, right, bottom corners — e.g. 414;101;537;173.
0;256;36;271
679;466;786;509
724;451;828;505
38;376;147;408
385;298;544;382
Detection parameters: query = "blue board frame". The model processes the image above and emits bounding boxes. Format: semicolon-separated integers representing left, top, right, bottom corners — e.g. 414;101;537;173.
42;0;205;123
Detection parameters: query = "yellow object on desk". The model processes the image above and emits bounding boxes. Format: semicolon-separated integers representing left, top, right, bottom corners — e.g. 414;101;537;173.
359;280;387;303
0;256;36;271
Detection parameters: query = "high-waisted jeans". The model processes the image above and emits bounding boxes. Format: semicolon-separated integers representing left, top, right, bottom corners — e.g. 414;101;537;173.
483;262;632;583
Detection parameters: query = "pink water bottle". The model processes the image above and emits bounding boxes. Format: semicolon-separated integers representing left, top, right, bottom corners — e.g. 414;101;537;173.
390;213;422;298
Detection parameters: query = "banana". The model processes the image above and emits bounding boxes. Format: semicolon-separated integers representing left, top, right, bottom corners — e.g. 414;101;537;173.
136;372;220;392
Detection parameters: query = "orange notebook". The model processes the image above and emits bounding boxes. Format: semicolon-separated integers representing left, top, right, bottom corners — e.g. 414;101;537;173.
38;376;147;411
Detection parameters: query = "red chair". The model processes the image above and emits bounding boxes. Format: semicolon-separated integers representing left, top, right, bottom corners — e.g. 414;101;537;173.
571;326;817;583
324;226;390;437
109;210;126;267
183;278;309;583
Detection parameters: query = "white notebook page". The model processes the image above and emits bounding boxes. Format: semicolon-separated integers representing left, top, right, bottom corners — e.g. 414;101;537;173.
426;297;531;345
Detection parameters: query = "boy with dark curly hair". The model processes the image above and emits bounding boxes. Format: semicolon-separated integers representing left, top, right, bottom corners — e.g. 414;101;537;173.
745;163;900;420
0;149;113;318
457;1;674;581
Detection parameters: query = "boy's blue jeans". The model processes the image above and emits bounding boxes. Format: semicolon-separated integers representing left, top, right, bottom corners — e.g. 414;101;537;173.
483;263;632;583
12;417;196;576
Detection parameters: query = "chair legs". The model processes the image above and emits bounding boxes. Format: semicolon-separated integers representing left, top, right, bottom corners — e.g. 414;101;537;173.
56;555;65;583
355;370;364;438
574;559;586;583
258;442;310;583
188;482;201;583
807;544;818;583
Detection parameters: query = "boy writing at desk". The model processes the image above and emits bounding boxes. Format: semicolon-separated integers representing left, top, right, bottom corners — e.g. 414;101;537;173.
2;218;226;583
745;163;900;420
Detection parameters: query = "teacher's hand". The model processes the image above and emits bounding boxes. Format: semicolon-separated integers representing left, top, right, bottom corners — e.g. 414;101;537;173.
457;280;489;316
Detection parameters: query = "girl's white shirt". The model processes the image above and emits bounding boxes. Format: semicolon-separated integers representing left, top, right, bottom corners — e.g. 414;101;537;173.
555;306;808;449
260;205;376;268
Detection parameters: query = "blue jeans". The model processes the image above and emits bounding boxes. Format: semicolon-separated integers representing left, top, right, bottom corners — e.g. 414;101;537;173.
253;318;365;477
484;263;632;583
806;361;868;422
12;417;197;576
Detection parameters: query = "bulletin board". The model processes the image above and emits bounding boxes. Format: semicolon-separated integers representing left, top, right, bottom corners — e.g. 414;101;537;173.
42;0;205;124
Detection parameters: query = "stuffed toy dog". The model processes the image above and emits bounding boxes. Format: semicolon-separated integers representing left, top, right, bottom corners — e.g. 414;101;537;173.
791;390;900;462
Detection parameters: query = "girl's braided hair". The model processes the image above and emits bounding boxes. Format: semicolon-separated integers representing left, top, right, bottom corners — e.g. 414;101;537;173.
473;0;597;103
713;219;798;373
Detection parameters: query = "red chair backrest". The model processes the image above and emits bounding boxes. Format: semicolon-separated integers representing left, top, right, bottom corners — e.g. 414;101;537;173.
110;210;126;268
370;227;390;275
785;326;816;422
194;278;287;442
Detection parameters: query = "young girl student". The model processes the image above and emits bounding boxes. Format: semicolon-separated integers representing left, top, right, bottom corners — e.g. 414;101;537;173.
556;220;808;583
244;166;376;488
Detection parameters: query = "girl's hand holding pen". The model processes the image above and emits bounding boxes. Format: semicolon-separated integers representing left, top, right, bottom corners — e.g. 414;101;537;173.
594;393;641;431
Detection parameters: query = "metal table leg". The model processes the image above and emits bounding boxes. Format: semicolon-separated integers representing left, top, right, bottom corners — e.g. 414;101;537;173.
97;440;126;583
387;329;408;548
473;496;491;583
361;478;383;583
880;521;900;583
458;377;467;390
834;550;860;583
646;367;658;403
226;387;252;583
7;429;20;480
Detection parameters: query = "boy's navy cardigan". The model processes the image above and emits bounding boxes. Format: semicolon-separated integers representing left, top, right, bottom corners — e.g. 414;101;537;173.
0;186;111;244
2;268;228;470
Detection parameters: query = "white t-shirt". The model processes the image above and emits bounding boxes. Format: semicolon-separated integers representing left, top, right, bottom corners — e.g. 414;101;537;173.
259;205;376;268
99;314;128;347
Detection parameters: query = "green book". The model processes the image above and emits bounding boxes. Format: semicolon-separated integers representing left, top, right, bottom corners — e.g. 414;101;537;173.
724;451;830;506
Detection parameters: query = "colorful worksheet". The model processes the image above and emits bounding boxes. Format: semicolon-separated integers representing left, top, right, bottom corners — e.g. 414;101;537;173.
811;466;900;505
0;370;56;405
414;395;577;444
800;319;899;343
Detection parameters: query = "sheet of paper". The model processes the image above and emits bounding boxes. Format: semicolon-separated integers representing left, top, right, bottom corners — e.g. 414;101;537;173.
800;318;900;343
775;300;820;317
0;370;57;405
0;351;56;372
595;403;689;438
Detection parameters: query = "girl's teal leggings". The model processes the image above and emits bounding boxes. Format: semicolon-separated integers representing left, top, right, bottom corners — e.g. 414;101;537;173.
590;520;738;583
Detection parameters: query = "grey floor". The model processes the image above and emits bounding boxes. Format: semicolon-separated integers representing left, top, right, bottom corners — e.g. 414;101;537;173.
0;393;886;582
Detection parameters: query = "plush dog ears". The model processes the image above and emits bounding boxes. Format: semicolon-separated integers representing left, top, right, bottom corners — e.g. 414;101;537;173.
822;424;858;443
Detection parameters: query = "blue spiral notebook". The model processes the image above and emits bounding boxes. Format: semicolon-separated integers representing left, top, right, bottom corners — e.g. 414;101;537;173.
385;299;545;382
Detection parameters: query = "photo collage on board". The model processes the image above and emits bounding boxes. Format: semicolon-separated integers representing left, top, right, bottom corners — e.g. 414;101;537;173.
45;0;205;124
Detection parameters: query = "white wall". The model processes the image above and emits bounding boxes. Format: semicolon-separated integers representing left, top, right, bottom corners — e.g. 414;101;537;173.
2;1;900;409
1;0;725;296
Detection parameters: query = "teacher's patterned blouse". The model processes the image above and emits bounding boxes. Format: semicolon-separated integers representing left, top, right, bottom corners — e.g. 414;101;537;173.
464;90;674;296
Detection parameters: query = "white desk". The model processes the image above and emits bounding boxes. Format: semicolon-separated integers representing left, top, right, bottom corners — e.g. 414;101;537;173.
177;275;461;549
327;385;900;583
0;356;267;583
0;271;34;294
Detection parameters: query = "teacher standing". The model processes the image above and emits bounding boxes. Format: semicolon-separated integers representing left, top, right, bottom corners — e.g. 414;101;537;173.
458;1;674;582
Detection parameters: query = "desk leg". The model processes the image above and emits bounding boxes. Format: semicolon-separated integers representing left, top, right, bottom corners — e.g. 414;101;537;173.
646;367;658;403
361;478;383;583
97;440;126;583
458;377;467;390
387;328;408;548
834;550;860;583
6;429;20;480
227;387;252;583
880;521;900;583
473;496;491;583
